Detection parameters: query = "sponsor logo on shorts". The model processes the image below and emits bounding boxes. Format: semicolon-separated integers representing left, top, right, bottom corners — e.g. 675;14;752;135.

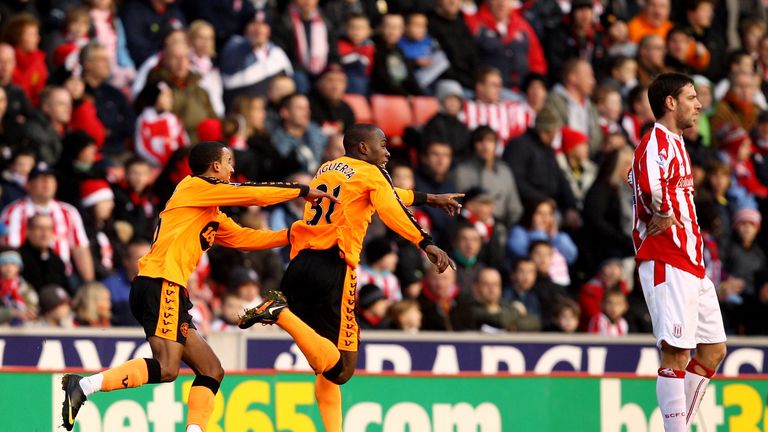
180;322;189;338
673;324;683;338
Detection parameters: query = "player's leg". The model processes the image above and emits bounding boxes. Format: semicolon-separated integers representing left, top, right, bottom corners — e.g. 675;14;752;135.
182;328;225;432
685;276;727;427
315;351;358;432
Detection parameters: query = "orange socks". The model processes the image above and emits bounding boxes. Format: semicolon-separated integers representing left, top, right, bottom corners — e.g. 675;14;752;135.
315;375;342;432
101;358;158;391
277;309;341;373
187;376;220;432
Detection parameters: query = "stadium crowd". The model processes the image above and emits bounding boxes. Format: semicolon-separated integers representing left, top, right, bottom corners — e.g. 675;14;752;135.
0;0;767;337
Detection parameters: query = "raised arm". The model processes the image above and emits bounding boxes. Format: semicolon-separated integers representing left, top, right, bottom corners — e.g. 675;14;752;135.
214;216;290;251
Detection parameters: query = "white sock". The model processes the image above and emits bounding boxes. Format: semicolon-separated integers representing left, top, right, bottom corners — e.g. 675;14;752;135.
186;425;203;432
78;373;104;397
684;371;710;427
657;369;687;432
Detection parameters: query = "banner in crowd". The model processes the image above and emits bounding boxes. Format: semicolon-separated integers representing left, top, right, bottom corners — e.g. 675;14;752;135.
1;330;767;376
3;371;767;431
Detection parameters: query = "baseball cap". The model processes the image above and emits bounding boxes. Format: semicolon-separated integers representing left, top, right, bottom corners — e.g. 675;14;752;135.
28;162;56;180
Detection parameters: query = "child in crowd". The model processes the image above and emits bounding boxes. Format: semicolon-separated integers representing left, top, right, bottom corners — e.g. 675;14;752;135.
52;6;91;71
550;299;581;334
388;299;422;333
211;292;245;332
604;16;637;58
579;259;629;329
588;288;629;336
726;208;766;298
73;282;111;328
135;81;189;167
357;283;393;329
397;12;446;90
0;249;36;325
358;237;402;302
338;13;375;95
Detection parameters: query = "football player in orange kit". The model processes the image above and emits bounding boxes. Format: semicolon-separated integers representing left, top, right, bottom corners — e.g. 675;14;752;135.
60;141;339;432
239;124;460;432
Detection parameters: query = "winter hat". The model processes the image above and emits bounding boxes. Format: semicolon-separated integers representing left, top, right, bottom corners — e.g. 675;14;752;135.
571;0;593;11
365;237;395;265
62;131;97;158
229;266;259;290
535;107;562;133
358;283;386;310
80;179;114;208
560;127;589;154
197;118;223;142
435;79;464;102
733;207;762;228
717;123;751;155
39;285;70;315
0;250;23;270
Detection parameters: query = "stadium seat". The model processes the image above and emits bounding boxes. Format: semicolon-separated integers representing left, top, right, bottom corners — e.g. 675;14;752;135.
410;96;440;126
371;95;412;146
343;94;372;124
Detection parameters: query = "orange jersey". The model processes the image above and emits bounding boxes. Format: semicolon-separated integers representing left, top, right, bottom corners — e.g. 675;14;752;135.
289;156;433;267
139;175;308;287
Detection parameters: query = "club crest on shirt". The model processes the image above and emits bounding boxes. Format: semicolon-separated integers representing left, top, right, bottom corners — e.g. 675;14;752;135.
656;148;670;168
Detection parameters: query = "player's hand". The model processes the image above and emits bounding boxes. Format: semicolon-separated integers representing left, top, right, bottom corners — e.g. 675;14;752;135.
305;188;341;204
426;193;464;216
646;213;683;236
425;244;456;273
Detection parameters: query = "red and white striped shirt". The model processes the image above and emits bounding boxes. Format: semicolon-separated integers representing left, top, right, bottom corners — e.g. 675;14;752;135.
1;198;90;274
135;108;189;167
588;313;628;336
356;265;402;302
460;100;534;148
630;123;705;278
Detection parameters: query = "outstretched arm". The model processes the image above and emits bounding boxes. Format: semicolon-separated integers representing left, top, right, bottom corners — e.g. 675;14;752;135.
214;216;290;250
394;187;463;215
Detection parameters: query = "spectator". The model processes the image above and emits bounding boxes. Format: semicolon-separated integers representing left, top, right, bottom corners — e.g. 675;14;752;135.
150;146;191;207
427;0;478;89
0;249;36;326
73;281;111;327
271;0;338;93
454;187;507;270
604;16;637;58
81;42;135;158
422;80;470;159
80;179;120;281
271;93;327;174
449;224;484;294
371;13;422;96
522;73;548;115
18;214;70;293
357;283;393;330
112;157;158;242
587;288;629;336
87;0;136;89
529;240;570;322
549;298;581;333
681;0;724;78
414;140;456;242
119;0;186;66
595;85;631;144
24;87;70;165
388;299;422;332
55;131;101;207
465;0;547;90
55;68;107;151
626;84;655;129
0;149;35;208
461;66;533;144
397;12;447;91
337;13;375;95
451;126;523;226
182;0;256;51
225;95;285;181
145;41;216;142
581;146;636;274
230;266;262;310
470;267;523;332
713;50;765;108
130;28;187;99
2;13;46;107
49;6;91;72
0;85;25;165
220;12;292;107
36;284;74;328
579;258;629;328
726;208;766;297
692;74;714;148
3;164;93;284
265;74;296;129
636;35;669;87
358;236;402;301
101;238;149;326
236;210;286;293
268;171;312;232
309;64;355;135
742;270;768;335
712;71;761;138
627;0;672;43
664;27;710;75
503;109;579;219
717;124;768;200
740;17;766;59
541;59;603;154
506;258;542;330
0;43;32;122
544;0;608;84
134;81;189;167
556;127;598;210
188;20;224;117
418;266;474;331
211;292;245;332
608;55;639;99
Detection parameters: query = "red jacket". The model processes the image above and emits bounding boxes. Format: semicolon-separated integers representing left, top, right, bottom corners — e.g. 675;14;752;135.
12;48;47;107
70;98;107;150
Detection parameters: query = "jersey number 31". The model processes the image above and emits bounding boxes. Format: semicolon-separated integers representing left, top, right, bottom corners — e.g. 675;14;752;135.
307;183;341;225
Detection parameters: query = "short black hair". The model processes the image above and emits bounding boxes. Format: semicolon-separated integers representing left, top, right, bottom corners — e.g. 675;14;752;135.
188;141;227;175
343;123;379;153
647;72;694;119
279;93;304;111
470;125;497;145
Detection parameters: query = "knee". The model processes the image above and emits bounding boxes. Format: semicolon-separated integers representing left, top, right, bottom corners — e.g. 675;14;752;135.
209;365;225;383
710;344;727;365
331;365;356;385
160;366;179;383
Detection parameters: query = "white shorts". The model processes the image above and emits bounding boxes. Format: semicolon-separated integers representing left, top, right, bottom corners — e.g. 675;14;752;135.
638;260;727;349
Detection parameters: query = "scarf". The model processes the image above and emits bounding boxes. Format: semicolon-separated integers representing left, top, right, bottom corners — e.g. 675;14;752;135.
0;277;24;306
289;5;328;75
